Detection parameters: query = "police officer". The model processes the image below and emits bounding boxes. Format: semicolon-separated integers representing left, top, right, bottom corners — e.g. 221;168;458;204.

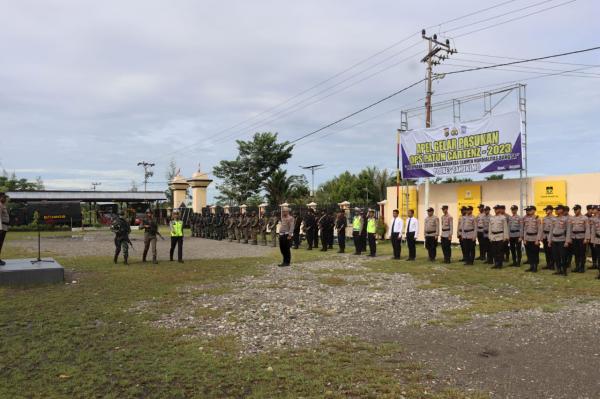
488;205;509;269
508;205;523;266
586;205;598;270
352;209;364;255
568;204;590;273
424;207;439;262
336;210;347;253
169;210;184;263
303;208;316;250
541;205;555;270
112;210;131;265
476;204;487;261
461;206;477;265
589;207;600;278
318;211;329;252
440;205;453;264
457;206;467;262
293;211;302;249
366;209;377;257
483;206;492;264
549;205;570;276
564;205;574;268
522;206;541;272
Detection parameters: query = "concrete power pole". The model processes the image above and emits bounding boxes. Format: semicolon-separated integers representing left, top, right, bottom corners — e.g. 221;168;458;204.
420;29;456;210
137;161;155;192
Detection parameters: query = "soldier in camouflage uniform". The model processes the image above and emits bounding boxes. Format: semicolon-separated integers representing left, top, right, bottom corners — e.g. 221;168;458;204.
227;214;235;242
239;213;248;244
250;211;259;245
111;211;131;265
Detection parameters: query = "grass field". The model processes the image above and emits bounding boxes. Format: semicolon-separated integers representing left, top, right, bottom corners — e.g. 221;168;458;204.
1;232;598;398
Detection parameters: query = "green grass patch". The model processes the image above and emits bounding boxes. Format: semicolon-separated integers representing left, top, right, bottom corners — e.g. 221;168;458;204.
318;276;348;286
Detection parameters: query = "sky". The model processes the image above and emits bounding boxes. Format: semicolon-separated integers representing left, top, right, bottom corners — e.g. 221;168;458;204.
1;0;599;202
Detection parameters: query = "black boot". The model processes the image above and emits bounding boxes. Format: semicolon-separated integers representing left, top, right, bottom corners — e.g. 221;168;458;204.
152;256;158;264
113;254;118;264
123;256;128;265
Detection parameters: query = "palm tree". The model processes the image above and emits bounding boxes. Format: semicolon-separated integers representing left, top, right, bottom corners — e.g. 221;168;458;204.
263;169;309;206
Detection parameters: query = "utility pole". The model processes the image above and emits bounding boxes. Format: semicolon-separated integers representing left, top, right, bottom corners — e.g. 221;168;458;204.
91;182;101;191
420;29;456;210
300;164;324;198
137;161;155;192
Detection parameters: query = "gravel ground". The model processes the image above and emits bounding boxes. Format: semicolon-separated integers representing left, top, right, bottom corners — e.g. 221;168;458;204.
144;257;468;354
10;231;274;259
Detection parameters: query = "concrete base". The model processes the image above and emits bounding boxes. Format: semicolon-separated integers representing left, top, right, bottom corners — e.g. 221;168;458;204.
0;258;64;286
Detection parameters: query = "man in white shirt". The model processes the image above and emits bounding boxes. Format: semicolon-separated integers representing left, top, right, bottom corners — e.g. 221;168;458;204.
405;209;419;260
389;209;404;260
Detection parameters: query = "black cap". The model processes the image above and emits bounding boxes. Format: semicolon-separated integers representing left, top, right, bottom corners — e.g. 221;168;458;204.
467;205;473;210
460;206;467;211
427;207;434;212
484;206;491;211
510;205;518;210
493;204;501;209
587;205;593;210
478;204;485;209
555;204;564;210
544;205;554;211
526;205;537;211
500;205;506;209
441;205;448;210
573;204;581;210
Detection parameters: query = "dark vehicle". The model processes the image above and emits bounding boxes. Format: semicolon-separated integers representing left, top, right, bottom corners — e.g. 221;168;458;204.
9;201;83;227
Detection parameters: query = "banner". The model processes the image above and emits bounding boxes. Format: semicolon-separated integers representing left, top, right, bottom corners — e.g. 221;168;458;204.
456;184;482;215
534;180;566;217
401;111;522;178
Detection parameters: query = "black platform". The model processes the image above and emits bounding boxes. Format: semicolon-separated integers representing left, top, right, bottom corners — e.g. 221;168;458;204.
0;258;64;285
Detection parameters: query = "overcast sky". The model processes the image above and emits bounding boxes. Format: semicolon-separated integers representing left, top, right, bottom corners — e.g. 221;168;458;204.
1;0;599;201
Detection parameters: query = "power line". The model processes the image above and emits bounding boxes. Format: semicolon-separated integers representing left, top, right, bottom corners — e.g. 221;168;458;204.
289;46;600;145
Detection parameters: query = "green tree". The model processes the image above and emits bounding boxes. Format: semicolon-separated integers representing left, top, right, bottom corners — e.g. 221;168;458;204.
0;170;44;192
263;169;309;206
485;174;504;180
164;159;178;205
213;132;293;204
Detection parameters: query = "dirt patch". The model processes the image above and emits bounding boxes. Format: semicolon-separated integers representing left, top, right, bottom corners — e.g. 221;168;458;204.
10;230;274;259
144;257;468;355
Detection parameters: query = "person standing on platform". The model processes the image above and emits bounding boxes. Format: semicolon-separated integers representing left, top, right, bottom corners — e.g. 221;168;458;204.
303;209;316;250
278;207;294;267
336;210;347;253
424;207;440;262
389;209;403;260
461;206;477;265
508;205;523;266
111;210;131;265
541;205;555;270
366;209;377;257
522;206;542;272
0;192;10;266
440;205;453;264
142;209;162;264
476;204;487;261
488;205;509;269
169;210;184;263
352;209;364;255
405;209;418;261
549;205;570;276
568;204;590;273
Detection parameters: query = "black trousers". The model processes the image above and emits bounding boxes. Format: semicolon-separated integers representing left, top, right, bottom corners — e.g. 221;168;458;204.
503;241;510;261
306;229;315;249
279;234;291;264
509;237;522;264
391;232;401;259
320;230;328;251
353;231;361;254
360;232;367;253
425;236;437;260
170;236;183;261
338;233;346;252
543;238;554;268
477;232;486;259
592;242;598;266
464;238;475;264
0;230;5;258
313;230;320;249
490;240;504;266
441;237;451;261
524;241;539;267
406;232;416;259
367;233;376;256
572;238;586;271
328;227;334;248
552;241;567;273
459;238;465;260
484;237;493;263
293;231;300;249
